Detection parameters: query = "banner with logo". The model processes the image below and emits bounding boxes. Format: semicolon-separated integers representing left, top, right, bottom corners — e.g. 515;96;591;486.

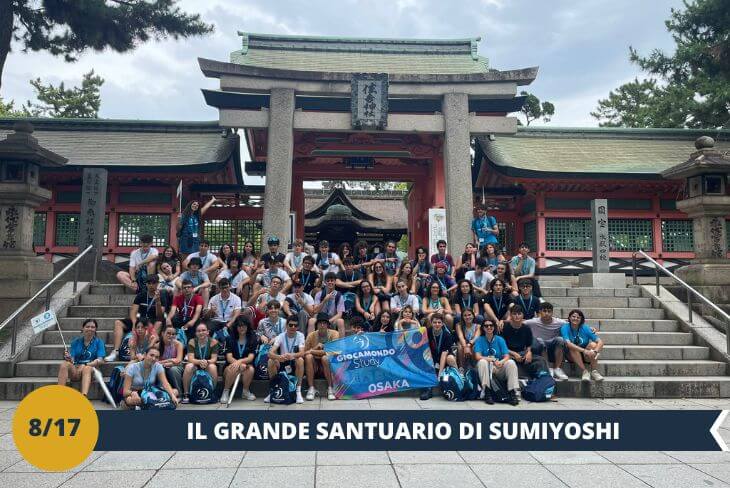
324;328;438;399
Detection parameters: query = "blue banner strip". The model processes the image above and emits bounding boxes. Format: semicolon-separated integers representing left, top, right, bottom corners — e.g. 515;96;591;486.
95;410;726;451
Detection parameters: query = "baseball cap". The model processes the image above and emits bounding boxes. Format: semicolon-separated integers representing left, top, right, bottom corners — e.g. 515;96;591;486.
267;235;280;245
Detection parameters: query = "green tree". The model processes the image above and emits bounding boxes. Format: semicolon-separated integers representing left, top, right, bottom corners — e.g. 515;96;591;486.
592;0;729;128
22;70;103;118
0;96;23;116
0;1;213;92
519;91;555;126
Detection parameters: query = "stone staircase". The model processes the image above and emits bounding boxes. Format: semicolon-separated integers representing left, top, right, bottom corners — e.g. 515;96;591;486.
0;277;728;400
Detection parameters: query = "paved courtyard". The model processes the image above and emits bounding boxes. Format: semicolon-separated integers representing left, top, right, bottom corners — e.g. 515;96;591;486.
1;397;730;487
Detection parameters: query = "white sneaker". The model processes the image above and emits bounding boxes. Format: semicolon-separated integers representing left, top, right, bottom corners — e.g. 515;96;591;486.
549;367;555;378
305;387;316;401
581;370;591;382
220;390;230;404
591;370;605;382
242;389;256;401
327;387;336;401
554;367;569;381
263;394;271;403
104;350;118;362
296;391;304;404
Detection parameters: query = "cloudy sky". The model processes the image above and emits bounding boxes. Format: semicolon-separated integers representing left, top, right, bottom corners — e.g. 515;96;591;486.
2;0;684;128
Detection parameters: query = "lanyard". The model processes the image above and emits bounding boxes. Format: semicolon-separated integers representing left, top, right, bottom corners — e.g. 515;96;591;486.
196;340;208;360
485;336;496;357
145;293;156;316
292;253;303;268
78;338;94;363
570;326;583;345
492;295;503;315
434;330;445;352
285;334;296;353
462;295;471;310
182;296;195;319
363;295;373;311
219;296;230;319
519;295;533;313
274;318;285;336
398;294;408;309
301;271;312;288
437;276;446;290
465;323;477;341
237;338;247;357
430;297;440;309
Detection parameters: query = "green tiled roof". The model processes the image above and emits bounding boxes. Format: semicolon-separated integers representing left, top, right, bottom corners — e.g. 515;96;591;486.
230;32;490;75
477;127;730;177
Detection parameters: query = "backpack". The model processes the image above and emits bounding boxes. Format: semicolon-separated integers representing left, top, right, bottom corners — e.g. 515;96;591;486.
440;366;465;401
254;343;272;380
485;362;511;403
527;356;551;379
118;333;132;362
522;375;556;402
140;385;176;410
189;370;217;404
106;365;126;405
269;371;297;405
213;327;230;362
343;291;357;318
462;368;483;401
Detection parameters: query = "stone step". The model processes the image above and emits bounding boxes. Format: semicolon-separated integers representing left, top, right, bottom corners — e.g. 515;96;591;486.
89;284;132;295
599;331;693;346
66;305;129;318
600;345;709;361
594;319;679;333
58;317;120;331
563;360;727;377
554;307;665;320
29;344;114;360
547;297;657;309
80;294;135;306
44;330;113;344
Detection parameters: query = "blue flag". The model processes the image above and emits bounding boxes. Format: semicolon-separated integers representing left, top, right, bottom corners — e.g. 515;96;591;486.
324;328;438;399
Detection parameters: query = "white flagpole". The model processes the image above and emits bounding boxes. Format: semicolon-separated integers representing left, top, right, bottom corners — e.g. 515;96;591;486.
228;372;241;408
93;367;117;408
176;180;183;212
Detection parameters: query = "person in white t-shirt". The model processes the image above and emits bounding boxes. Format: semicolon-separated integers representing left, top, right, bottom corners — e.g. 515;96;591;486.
464;258;494;296
116;234;159;292
253;255;291;294
204;278;242;332
312;240;342;275
216;254;250;295
183;240;224;282
265;315;306;404
284;239;309;275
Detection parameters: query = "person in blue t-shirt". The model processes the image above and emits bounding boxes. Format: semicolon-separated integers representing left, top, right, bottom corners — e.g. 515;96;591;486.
471;205;499;248
561;309;604;382
474;321;519;405
57;318;106;397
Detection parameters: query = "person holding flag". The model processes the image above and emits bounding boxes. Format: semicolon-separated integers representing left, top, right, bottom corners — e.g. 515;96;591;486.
57;319;106;397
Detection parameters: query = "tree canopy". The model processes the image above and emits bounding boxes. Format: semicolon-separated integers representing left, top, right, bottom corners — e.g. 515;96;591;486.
0;1;213;92
519;91;555;126
592;0;729;128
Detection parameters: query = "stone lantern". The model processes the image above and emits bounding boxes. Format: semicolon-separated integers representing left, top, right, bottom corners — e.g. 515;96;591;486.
661;136;730;299
0;122;67;320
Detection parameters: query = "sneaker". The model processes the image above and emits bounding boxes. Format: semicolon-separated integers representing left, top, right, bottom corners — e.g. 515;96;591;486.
305;387;317;401
220;390;230;404
242;389;256;401
181;395;189;404
104;350;118;362
553;367;569;381
419;388;433;401
484;393;495;405
327;387;336;401
591;370;605;382
549;367;555;378
296;391;304;404
581;370;591;382
263;394;271;403
508;390;520;406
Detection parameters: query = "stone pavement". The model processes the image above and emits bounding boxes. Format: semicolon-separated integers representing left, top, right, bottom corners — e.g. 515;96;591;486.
1;397;730;488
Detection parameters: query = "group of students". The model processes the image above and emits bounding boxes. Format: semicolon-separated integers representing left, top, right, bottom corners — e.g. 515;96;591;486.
57;200;606;407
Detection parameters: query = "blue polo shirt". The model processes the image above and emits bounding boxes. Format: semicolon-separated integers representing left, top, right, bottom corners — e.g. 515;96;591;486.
474;334;509;359
560;323;599;347
471;215;498;246
69;336;106;365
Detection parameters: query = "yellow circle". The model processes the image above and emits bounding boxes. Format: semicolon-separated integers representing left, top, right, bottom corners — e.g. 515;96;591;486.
12;385;99;471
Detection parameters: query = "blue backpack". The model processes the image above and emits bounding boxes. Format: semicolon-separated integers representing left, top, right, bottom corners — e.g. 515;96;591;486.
189;370;216;404
254;343;271;380
522;372;556;402
269;371;297;405
440;366;466;401
106;365;126;404
118;333;132;362
343;291;357;318
213;327;230;362
141;385;176;410
462;368;483;401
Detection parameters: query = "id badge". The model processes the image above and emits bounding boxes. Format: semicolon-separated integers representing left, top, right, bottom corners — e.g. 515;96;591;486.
192;232;198;238
284;365;292;374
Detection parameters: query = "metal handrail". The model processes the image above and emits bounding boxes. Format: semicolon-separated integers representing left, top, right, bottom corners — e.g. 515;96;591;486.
632;249;730;353
0;245;95;356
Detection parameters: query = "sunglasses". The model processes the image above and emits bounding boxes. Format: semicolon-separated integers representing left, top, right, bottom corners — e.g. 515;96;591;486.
287;323;298;328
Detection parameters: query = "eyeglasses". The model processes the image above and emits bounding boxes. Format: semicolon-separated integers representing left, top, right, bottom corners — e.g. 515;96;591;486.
287;323;298;328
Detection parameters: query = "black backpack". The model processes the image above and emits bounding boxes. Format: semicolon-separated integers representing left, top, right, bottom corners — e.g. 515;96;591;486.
106;365;126;404
269;371;297;405
118;333;132;362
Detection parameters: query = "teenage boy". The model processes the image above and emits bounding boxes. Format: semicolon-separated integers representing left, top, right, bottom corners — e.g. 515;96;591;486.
284;278;316;332
284;239;309;275
420;313;457;400
501;304;533;366
260;235;286;269
390;280;421;316
177;257;211;305
116;234;158;292
304;313;340;401
430;240;455;276
375;240;402;276
310;272;346;336
266;315;306;404
471;205;500;249
217;255;250;295
253;255;291;294
183;240;223;282
335;257;363;292
205;278;242;332
524;302;568;380
464;258;494;296
295;256;321;297
166;279;204;341
474;321;519;405
257;300;287;344
247;275;287;327
514;278;541;320
313;240;342;275
510;242;541;297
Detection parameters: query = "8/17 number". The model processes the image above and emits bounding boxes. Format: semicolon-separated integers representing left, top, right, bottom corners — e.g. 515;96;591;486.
28;418;80;437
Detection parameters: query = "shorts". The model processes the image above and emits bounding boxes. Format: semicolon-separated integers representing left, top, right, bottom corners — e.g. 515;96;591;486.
531;336;565;362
